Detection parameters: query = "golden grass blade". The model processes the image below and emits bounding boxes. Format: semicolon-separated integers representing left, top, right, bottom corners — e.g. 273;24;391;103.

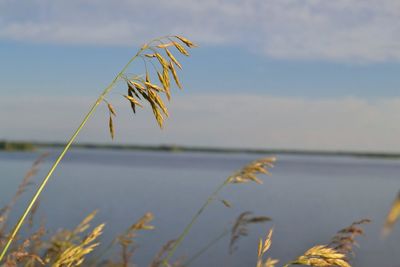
220;199;232;208
228;157;276;184
109;115;114;139
257;229;277;267
229;212;271;254
145;82;164;92
156;43;174;48
124;95;143;107
169;61;182;89
172;42;189;56
174;36;197;48
284;245;351;267
383;191;400;236
0;36;188;262
107;103;116;116
155;53;169;69
130;80;146;92
148;90;169;117
74;210;98;234
163;67;171;100
165;48;182;69
127;88;137;114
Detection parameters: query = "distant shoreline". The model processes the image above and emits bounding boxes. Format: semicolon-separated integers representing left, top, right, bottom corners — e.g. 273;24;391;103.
1;140;400;159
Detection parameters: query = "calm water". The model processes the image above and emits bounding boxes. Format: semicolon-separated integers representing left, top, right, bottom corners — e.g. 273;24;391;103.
1;149;400;266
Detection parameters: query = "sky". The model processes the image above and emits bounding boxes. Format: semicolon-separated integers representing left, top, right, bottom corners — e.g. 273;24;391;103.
1;0;400;152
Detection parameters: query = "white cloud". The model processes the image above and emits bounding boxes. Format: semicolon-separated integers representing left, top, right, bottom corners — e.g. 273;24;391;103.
1;0;400;62
1;94;400;152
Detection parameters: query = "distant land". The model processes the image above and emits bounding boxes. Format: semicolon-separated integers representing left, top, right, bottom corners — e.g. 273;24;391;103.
1;140;400;159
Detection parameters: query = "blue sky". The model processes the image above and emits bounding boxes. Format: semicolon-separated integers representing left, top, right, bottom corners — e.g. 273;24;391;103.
1;0;400;151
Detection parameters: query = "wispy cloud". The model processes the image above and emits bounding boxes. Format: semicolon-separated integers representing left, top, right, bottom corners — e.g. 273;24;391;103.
2;94;400;152
1;0;400;62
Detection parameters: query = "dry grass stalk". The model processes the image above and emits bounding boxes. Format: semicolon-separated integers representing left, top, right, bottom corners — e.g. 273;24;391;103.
163;156;276;265
329;219;370;257
228;157;276;184
256;229;278;267
149;240;184;267
108;35;196;130
52;223;105;267
163;157;276;266
383;190;400;236
0;36;196;263
97;212;155;267
45;211;102;264
285;245;351;267
4;239;45;267
229;212;271;254
0;153;49;238
220;199;232;208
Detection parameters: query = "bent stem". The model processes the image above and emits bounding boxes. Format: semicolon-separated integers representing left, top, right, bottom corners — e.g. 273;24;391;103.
162;178;230;266
184;228;229;266
0;47;145;262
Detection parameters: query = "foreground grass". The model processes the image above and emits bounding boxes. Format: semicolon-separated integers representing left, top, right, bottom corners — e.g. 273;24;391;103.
0;153;372;267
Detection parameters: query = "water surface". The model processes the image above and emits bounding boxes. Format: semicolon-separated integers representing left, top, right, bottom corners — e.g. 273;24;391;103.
1;149;400;266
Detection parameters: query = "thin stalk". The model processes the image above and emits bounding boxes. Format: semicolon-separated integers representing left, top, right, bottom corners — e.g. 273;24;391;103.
162;178;231;266
184;228;229;266
0;47;145;262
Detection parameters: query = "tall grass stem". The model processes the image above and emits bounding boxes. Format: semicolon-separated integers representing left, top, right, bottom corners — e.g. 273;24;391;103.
0;48;144;262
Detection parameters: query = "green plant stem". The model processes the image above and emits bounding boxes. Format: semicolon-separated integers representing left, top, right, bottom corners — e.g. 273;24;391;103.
162;178;230;266
0;47;145;262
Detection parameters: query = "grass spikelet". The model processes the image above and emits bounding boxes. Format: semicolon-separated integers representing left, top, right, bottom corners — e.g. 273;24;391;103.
145;82;164;92
284;245;351;267
383;191;400;236
107;103;116;117
152;104;164;129
129;81;146;92
257;229;278;267
156;43;175;49
127;88;137;114
149;240;179;267
163;67;171;100
229;212;271;254
53;223;105;267
169;61;182;89
148;90;169;117
228;157;276;184
74;210;98;235
165;48;182;69
155;53;169;70
174;36;197;48
116;212;155;266
329;219;370;256
108;115;114;139
220;199;232;208
128;212;154;231
157;71;168;91
124;95;143;107
163;156;276;264
172;42;189;56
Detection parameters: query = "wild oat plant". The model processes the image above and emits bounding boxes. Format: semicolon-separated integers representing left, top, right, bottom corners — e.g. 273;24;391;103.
0;35;196;264
0;36;376;267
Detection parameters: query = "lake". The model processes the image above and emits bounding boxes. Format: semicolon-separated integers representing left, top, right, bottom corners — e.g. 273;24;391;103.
1;149;400;266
